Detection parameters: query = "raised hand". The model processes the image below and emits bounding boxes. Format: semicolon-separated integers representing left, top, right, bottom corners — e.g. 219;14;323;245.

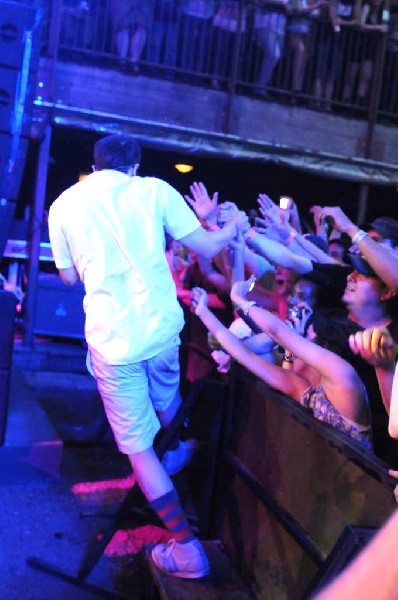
349;327;398;368
185;181;218;225
216;201;238;227
227;209;250;236
309;205;322;228
319;206;355;236
191;286;209;315
286;302;313;337
230;276;256;307
257;193;282;225
257;222;291;244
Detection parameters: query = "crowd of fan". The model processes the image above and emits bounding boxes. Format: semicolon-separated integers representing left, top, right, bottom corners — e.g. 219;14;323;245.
165;182;398;475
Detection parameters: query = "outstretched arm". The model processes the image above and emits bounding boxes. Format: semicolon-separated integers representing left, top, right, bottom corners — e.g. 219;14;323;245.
180;210;249;259
245;229;313;275
320;206;398;290
230;278;368;424
192;287;307;400
196;255;231;295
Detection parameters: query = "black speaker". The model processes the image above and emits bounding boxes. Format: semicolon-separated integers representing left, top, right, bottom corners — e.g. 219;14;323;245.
0;133;29;201
0;290;17;446
0;2;41;203
0;199;16;259
33;275;86;339
0;1;40;71
0;67;36;135
0;290;16;369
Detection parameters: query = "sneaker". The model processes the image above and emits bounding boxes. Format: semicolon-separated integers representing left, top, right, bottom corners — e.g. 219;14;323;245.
151;538;210;579
161;439;198;476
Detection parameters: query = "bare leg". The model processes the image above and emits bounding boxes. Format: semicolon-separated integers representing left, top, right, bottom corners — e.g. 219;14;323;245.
324;78;334;111
342;62;359;103
357;60;373;104
128;446;173;501
157;388;182;429
115;28;129;59
291;36;307;93
130;25;148;67
313;77;323;107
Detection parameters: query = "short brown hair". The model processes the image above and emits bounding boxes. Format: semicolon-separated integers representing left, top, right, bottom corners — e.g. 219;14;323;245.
93;134;142;171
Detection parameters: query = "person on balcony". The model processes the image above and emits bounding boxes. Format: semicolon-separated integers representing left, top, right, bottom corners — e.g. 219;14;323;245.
109;0;155;72
340;0;385;107
179;0;217;80
252;0;290;95
146;0;180;71
286;0;328;102
210;0;248;89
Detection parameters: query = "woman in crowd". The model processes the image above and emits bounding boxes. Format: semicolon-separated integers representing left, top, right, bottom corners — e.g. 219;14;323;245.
191;277;371;448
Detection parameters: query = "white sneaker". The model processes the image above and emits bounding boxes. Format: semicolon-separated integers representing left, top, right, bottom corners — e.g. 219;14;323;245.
151;538;210;579
161;439;198;476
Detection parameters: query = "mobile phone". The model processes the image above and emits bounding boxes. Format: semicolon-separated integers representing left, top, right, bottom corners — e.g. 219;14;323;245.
248;279;256;292
279;196;292;210
322;215;335;237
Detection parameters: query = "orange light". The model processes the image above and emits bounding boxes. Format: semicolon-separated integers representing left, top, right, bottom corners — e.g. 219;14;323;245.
174;163;194;174
79;172;90;181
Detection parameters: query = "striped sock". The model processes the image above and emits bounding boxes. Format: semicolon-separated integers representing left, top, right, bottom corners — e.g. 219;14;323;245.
150;489;195;544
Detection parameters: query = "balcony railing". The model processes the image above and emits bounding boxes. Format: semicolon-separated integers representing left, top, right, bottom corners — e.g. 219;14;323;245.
38;0;398;123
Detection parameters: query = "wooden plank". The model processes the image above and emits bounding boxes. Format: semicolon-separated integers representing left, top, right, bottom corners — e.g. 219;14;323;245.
146;540;254;600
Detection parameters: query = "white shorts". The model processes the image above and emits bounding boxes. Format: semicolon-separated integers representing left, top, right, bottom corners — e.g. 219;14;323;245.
88;336;181;455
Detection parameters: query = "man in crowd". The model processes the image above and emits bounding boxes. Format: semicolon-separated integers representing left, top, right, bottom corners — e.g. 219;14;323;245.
48;134;248;579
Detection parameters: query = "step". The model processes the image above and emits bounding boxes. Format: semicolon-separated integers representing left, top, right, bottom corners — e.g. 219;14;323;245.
146;539;255;600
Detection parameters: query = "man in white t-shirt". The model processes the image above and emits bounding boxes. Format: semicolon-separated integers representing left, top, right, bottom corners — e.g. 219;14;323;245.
48;134;248;579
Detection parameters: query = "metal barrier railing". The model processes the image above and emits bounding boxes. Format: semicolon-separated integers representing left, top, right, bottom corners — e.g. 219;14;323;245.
39;0;396;122
211;363;396;597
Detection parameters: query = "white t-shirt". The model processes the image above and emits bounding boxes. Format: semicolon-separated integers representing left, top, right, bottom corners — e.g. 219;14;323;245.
49;170;200;364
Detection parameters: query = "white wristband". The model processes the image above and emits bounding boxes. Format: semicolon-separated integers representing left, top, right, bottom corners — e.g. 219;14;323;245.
285;228;298;247
242;300;257;315
351;229;367;246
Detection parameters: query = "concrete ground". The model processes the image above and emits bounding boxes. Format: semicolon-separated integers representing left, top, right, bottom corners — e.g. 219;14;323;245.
0;338;201;600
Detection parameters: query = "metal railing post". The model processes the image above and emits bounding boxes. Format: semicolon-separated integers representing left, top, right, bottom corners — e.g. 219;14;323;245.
23;125;52;347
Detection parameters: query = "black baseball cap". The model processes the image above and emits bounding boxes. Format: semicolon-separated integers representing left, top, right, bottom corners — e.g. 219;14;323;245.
363;217;398;247
348;254;381;279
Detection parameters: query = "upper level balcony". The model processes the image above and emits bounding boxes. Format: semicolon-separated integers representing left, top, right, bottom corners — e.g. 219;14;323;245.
30;0;398;190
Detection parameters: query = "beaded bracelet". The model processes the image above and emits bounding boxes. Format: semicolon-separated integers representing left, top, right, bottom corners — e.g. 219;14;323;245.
351;229;367;246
